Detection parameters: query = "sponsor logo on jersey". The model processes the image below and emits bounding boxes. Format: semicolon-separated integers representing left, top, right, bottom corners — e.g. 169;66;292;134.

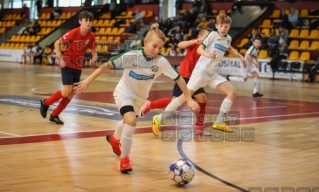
214;43;227;52
129;70;154;80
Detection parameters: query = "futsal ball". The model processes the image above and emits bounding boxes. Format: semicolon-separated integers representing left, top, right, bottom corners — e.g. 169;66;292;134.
168;159;195;186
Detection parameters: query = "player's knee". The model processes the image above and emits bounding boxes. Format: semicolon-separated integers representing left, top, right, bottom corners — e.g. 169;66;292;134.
229;88;237;98
243;78;248;82
120;105;136;126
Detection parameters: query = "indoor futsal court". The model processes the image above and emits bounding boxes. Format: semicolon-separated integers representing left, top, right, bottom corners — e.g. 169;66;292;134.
1;62;319;191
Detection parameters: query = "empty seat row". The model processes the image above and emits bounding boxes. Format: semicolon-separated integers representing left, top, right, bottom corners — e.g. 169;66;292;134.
289;29;319;38
39;12;76;19
95;27;125;35
37;20;65;27
269;9;319;18
288;40;319;50
8;35;42;43
0;21;16;27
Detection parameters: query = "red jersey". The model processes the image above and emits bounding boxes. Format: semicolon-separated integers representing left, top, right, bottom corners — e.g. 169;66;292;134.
178;41;201;79
61;27;96;70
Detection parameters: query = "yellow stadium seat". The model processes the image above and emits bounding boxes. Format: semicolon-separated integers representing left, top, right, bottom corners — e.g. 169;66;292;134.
258;50;268;59
287;51;299;60
289;29;299;38
66;13;72;18
299;9;308;17
261;28;270;36
309;29;318;39
299;29;309;38
92;20;98;27
299;51;310;61
308;41;319;50
298;40;309;50
237;38;248;48
105;28;112;35
97;27;105;35
269;10;280;18
288;40;299;49
239;49;247;55
259;19;272;28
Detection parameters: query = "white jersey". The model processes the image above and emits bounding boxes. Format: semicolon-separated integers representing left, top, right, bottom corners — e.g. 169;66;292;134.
245;45;259;65
196;31;232;74
110;47;180;102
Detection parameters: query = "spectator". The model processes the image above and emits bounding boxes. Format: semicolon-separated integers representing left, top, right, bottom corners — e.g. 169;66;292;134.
260;33;268;49
173;26;184;42
169;44;178;56
35;0;42;18
206;18;216;31
130;35;142;49
109;0;117;19
268;28;279;57
278;27;288;45
21;43;32;64
46;0;54;7
197;5;207;20
163;18;173;36
131;9;144;33
42;45;52;64
33;43;43;64
22;20;41;36
288;8;299;27
244;28;262;49
49;7;62;20
278;8;290;29
269;39;288;74
20;3;28;19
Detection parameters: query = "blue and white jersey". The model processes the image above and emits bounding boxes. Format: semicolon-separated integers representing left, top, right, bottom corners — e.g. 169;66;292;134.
196;31;232;74
110;47;179;101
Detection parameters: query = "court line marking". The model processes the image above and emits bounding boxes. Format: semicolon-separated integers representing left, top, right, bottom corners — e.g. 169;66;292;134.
177;132;249;192
250;106;286;109
0;131;21;137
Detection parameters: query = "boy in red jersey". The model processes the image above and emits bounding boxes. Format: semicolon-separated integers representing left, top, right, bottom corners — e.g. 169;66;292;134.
40;11;97;124
140;28;211;135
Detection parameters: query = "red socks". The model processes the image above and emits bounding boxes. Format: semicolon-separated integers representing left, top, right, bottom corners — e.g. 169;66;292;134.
52;97;71;116
150;98;171;109
44;91;63;106
196;102;206;127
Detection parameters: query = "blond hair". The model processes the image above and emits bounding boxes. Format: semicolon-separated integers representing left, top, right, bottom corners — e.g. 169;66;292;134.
145;23;166;42
216;14;232;25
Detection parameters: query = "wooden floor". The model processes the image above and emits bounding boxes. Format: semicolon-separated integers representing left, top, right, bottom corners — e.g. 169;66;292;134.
1;62;319;192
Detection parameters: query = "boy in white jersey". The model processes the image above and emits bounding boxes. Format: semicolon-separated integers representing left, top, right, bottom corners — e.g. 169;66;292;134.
227;37;263;97
73;23;199;173
152;14;246;134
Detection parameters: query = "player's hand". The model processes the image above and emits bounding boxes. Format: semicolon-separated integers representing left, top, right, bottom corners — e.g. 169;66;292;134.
255;63;260;69
207;51;216;60
58;57;66;68
187;100;200;114
73;79;90;94
240;57;247;68
89;59;95;67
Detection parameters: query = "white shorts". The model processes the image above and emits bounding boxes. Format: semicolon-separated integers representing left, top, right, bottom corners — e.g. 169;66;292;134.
187;68;227;91
113;92;144;116
242;63;258;78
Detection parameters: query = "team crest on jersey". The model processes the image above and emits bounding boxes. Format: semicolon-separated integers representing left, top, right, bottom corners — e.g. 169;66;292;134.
227;40;230;46
151;65;159;72
86;40;90;44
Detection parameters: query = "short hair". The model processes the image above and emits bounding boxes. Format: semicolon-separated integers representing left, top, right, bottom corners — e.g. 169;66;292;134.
78;11;94;21
216;14;232;25
145;23;166;42
253;37;262;42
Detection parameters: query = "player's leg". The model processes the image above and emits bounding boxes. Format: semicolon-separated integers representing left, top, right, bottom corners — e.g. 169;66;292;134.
209;75;236;132
139;98;171;118
227;63;249;82
252;71;263;97
193;90;210;135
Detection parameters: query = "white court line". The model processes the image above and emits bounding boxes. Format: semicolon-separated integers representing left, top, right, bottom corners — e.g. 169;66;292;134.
251;106;287;109
0;131;21;137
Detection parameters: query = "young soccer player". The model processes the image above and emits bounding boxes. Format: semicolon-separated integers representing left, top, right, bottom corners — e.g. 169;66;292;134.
140;28;211;135
227;37;263;97
152;14;246;135
73;23;199;173
40;11;97;124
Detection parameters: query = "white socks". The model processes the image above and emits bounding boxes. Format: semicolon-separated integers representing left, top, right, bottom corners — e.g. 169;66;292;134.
216;98;233;124
229;76;245;82
253;78;259;94
157;98;182;123
113;120;124;140
120;124;136;158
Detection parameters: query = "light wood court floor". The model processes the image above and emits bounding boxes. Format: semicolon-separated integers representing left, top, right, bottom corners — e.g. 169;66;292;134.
0;62;319;192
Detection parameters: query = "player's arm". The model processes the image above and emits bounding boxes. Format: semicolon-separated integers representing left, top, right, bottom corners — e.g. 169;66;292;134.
74;61;113;93
54;38;62;60
227;46;246;68
175;77;200;114
254;56;260;68
197;44;216;59
178;39;199;49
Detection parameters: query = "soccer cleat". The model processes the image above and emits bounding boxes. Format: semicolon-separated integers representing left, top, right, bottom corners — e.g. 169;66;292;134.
152;115;161;136
253;92;263;97
49;114;64;124
106;134;121;156
226;75;230;81
40;99;49;118
212;122;233;132
120;157;133;173
139;101;151;118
